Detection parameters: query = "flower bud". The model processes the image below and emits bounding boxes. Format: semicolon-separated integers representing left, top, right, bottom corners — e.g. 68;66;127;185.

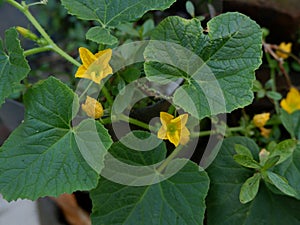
16;26;38;41
81;96;104;119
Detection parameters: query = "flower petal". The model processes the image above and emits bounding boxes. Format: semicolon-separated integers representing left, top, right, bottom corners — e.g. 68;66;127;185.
167;131;180;147
180;127;190;145
79;47;97;67
74;65;88;79
157;126;167;140
160;112;174;127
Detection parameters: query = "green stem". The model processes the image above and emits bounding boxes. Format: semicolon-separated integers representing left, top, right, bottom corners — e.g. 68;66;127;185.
78;80;94;101
101;85;114;106
265;53;280;113
156;145;183;173
191;125;250;138
100;117;111;125
24;45;52;56
118;114;155;131
6;0;80;67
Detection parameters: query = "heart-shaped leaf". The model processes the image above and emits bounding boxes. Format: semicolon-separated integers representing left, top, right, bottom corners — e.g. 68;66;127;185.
61;0;176;44
0;77;112;201
144;13;262;119
91;131;210;225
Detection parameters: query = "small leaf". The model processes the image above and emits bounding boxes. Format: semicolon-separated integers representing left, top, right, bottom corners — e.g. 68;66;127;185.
0;28;30;107
269;139;297;165
233;155;261;169
262;155;280;170
239;173;261;204
234;144;253;158
86;26;118;45
186;1;195;17
273;144;300;199
280;109;300;139
266;91;282;101
266;171;297;198
142;19;155;37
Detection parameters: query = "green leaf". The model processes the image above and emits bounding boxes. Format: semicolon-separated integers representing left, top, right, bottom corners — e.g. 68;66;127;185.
144;13;262;119
262;155;280;170
0;77;112;201
281;109;300;139
266;171;297;198
273;144;300;199
0;28;30;107
266;91;282;100
186;1;195;17
239;173;261;204
91;161;209;225
74;119;113;173
269;139;297;165
86;26;118;45
233;155;261;169
234;144;253;158
61;0;176;27
207;137;300;225
91;131;209;225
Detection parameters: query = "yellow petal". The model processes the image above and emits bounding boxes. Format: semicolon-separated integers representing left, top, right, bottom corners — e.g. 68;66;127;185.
280;99;292;114
180;127;190;145
160;112;174;127
79;47;97;67
253;113;270;128
260;127;271;138
172;113;188;128
280;87;300;114
75;65;88;78
167;130;180;147
276;42;292;59
157;126;167;140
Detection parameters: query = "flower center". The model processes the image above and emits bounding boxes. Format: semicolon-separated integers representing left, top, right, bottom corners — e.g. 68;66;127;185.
167;123;177;134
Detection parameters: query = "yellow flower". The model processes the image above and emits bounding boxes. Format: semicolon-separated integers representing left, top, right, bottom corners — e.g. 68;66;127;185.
276;42;292;59
157;112;190;147
253;113;270;128
280;87;300;114
259;127;271;138
75;47;113;84
81;96;104;119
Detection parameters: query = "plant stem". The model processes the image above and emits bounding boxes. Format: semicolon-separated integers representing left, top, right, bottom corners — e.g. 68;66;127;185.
101;85;114;106
24;45;52;56
156;145;183;173
6;0;80;67
78;80;94;101
118;114;155;131
264;52;280;113
191;125;249;138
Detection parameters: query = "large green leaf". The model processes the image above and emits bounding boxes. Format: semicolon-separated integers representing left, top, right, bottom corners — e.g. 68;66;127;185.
274;144;300;199
61;0;176;44
144;13;262;119
61;0;175;26
0;28;30;107
0;77;112;201
90;131;210;225
206;137;300;225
